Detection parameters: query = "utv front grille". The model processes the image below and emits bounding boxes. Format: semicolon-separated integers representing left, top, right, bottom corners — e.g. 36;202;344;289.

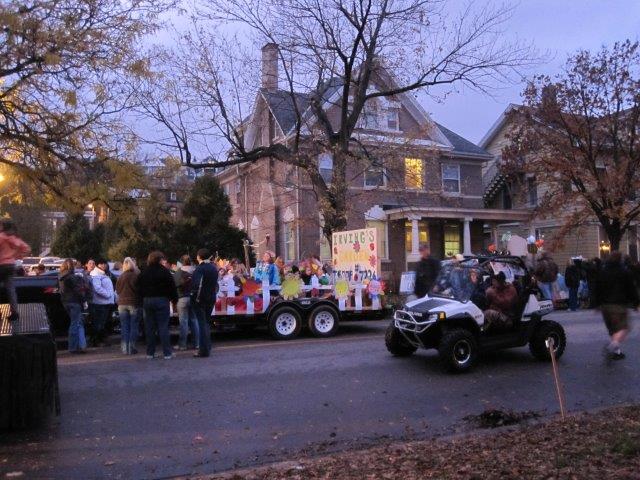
394;310;436;334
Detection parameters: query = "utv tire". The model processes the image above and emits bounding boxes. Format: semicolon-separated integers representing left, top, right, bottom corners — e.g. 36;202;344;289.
308;305;340;337
438;329;478;373
269;307;302;340
385;322;417;357
529;320;566;361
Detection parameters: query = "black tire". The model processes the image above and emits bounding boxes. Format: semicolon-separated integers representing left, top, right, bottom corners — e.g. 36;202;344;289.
385;322;417;356
529;320;566;361
308;305;340;337
438;329;478;373
268;306;302;340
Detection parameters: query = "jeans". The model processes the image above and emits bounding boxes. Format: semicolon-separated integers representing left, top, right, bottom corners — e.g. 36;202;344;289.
143;297;172;357
177;297;199;349
539;282;554;301
65;302;86;352
568;287;579;311
0;264;18;320
193;301;213;357
118;305;139;354
89;304;112;345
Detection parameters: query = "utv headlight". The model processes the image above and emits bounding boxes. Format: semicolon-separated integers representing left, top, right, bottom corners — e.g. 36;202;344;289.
428;312;446;322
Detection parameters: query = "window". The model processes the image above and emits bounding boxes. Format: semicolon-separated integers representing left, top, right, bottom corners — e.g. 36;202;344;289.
223;183;230;197
364;161;385;188
169;207;178;219
235;179;242;205
318;153;333;184
405;220;429;253
527;177;537;206
284;222;296;262
502;185;512;210
169;191;177;201
365;220;388;260
404;158;423;189
444;224;461;257
442;164;460;193
387;110;399;130
358;100;380;129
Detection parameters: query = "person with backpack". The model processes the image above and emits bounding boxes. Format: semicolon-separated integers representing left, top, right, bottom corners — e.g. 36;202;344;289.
115;257;140;355
191;248;218;358
174;254;199;351
59;258;87;353
89;258;116;347
0;220;30;325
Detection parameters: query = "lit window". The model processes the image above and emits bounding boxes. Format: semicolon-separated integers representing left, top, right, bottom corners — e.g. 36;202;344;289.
364;160;385;188
170;207;178;219
444;224;461;257
405;220;429;253
404;158;423;189
284;222;296;261
318;153;333;184
387;110;399;130
442;164;460;193
365;220;388;260
169;191;177;201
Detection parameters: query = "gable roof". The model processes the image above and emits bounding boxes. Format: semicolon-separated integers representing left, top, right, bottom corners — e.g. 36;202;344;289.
261;89;312;134
478;104;520;149
435;122;491;158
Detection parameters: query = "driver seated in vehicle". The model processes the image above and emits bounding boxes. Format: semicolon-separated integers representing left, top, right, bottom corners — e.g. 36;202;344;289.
483;272;518;332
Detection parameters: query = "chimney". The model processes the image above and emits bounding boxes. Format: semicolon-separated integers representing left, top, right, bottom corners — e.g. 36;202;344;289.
261;43;279;92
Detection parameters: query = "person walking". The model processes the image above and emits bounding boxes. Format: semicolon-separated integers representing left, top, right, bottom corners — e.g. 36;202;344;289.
191;248;218;358
174;254;199;351
414;243;440;298
58;258;87;353
596;251;639;360
137;251;178;360
534;252;559;301
0;220;30;325
564;258;581;312
89;259;116;346
115;257;140;355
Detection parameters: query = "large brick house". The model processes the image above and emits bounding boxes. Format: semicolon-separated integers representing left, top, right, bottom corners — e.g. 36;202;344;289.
217;44;527;286
480;104;640;266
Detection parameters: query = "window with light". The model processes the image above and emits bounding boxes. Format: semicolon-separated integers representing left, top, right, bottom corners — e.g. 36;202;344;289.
404;158;423;189
405;220;429;253
444;224;461;257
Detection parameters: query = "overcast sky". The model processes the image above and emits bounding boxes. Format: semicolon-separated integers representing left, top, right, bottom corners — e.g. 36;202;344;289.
428;0;640;144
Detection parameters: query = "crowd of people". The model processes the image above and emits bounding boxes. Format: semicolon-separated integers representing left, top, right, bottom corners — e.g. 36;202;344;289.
58;249;218;360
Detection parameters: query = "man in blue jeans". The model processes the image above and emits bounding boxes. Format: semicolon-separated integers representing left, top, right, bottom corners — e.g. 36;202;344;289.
191;248;218;358
174;254;199;351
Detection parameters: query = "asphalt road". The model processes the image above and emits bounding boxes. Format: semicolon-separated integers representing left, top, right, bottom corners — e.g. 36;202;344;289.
2;310;640;479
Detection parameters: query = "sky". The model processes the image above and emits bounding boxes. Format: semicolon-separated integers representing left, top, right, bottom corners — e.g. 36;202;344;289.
427;0;640;144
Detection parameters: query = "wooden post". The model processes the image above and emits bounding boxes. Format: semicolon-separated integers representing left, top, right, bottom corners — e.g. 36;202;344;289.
546;337;566;421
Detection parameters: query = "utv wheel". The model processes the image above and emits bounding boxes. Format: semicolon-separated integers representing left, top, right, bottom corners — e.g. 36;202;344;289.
269;307;302;340
385;322;417;357
529;320;566;361
438;329;478;373
308;305;339;337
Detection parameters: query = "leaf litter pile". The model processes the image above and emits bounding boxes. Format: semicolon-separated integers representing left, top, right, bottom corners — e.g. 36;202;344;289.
209;405;640;480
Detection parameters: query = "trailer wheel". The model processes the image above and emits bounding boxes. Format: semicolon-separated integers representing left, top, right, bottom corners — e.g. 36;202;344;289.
269;306;302;340
308;305;339;337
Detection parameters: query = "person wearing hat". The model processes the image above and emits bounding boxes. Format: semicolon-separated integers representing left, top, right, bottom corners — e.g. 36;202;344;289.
414;243;440;298
484;272;517;333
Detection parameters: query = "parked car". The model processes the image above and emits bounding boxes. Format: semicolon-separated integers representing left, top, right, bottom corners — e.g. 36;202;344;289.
386;255;565;372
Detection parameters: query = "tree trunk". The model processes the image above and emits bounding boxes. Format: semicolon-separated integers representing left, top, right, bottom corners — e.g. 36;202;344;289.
604;223;623;252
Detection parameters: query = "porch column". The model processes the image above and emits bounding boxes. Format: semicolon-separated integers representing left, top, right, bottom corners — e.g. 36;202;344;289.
491;222;499;247
408;214;420;256
462;217;472;255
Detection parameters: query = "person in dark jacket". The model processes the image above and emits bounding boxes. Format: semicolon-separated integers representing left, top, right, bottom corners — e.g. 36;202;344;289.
596;252;639;360
174;254;199;351
115;257;140;355
564;258;582;311
59;258;87;353
137;251;178;360
414;243;440;298
585;257;601;308
534;252;559;301
191;248;218;358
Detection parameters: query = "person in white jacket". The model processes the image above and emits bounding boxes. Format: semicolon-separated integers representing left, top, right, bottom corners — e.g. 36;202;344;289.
89;258;115;347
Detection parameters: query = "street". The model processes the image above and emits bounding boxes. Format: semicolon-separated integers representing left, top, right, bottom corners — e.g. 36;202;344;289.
2;310;640;480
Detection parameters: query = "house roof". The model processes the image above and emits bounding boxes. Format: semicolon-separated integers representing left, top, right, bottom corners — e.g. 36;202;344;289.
478;103;520;149
434;122;492;158
261;89;312;134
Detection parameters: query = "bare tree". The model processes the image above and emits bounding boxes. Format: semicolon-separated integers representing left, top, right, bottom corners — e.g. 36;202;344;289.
502;40;640;251
143;0;536;240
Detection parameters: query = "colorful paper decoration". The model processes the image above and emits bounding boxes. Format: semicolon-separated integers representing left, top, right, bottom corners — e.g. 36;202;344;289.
281;275;302;300
334;278;350;299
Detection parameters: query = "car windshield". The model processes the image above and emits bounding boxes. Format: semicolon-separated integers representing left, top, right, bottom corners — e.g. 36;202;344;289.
430;263;486;302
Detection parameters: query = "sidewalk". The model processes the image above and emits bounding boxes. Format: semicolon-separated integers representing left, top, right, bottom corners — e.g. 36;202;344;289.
204;405;640;480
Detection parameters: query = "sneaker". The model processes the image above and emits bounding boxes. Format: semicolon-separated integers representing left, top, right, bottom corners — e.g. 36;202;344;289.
163;354;174;360
146;354;155;359
611;351;626;360
174;346;187;351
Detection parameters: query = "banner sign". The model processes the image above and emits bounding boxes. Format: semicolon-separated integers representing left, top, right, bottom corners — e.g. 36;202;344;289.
332;228;379;280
